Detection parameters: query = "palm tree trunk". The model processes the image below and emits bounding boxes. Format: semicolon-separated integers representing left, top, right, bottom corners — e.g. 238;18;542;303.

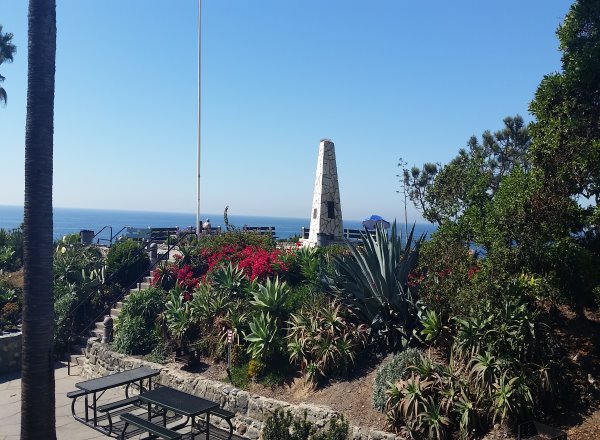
21;1;57;438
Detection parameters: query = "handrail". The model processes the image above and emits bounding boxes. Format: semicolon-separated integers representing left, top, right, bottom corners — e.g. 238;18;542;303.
111;226;127;242
93;226;112;240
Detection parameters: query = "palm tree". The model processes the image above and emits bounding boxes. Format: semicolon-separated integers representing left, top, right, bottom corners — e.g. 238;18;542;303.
0;24;17;105
20;1;57;439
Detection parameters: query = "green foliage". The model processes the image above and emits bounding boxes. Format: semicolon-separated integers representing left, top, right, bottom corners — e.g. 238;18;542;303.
120;287;165;323
113;314;159;355
296;246;321;284
197;230;275;253
0;227;23;272
250;277;290;318
328;222;423;351
113;286;165;355
385;295;558;437
54;241;104;284
287;297;367;386
312;416;349;440
0;276;22;331
162;288;192;346
227;362;250;389
262;409;348;440
212;262;249;298
373;348;423;412
402;116;531;226
106;239;149;287
244;312;279;362
145;340;174;364
53;288;78;353
0;25;17;105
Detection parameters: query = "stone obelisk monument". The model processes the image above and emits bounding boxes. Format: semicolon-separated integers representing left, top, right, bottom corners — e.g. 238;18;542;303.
307;139;343;246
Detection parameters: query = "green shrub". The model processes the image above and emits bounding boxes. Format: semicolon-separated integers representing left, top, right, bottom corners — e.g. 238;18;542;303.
313;416;349;440
145;340;174;364
0;228;23;272
120;287;166;322
373;348;422;411
112;287;165;355
263;409;313;440
262;409;348;440
198;230;275;253
106;239;149;287
113;315;159;355
53;290;78;354
288;297;368;386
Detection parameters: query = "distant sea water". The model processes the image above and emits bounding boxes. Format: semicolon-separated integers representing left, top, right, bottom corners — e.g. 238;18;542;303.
0;205;436;243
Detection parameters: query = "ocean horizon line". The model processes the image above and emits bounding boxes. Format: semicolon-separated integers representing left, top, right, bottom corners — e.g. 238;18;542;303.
0;204;428;226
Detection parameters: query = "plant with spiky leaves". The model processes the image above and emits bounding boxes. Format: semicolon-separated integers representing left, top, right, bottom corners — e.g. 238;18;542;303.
328;221;424;351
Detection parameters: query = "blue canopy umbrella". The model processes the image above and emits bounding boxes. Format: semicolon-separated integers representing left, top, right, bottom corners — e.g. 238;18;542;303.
362;215;390;230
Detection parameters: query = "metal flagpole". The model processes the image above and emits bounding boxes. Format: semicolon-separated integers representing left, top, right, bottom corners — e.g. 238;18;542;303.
196;0;202;239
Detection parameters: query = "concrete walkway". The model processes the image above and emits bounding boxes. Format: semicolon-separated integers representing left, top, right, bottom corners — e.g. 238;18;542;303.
0;363;112;440
0;363;242;440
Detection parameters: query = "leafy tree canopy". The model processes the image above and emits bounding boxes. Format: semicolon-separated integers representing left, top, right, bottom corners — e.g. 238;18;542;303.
0;25;17;105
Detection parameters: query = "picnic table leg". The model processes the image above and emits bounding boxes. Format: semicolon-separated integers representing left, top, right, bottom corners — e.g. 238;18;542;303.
84;393;89;422
93;392;97;427
147;402;152;421
206;413;210;440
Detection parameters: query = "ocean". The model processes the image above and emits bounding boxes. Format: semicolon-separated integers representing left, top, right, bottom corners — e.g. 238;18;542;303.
0;205;436;243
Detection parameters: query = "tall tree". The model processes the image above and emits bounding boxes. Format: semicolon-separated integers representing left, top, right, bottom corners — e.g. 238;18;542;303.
529;0;600;236
402;115;531;226
21;1;57;439
0;24;17;105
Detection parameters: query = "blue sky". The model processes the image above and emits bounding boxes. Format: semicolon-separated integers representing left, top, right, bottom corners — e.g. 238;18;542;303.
1;1;571;222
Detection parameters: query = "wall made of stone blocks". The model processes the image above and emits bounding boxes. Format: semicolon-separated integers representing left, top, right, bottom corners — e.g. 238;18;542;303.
0;331;21;374
82;341;400;440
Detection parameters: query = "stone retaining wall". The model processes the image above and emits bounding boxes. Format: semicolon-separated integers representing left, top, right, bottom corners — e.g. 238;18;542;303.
82;341;400;440
0;331;22;373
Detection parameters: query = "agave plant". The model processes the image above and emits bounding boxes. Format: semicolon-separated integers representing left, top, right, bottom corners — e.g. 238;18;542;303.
244;312;278;361
212;262;248;299
163;288;192;346
250;276;289;318
328;221;424;351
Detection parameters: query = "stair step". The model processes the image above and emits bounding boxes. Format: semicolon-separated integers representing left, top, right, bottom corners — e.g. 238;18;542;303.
110;308;121;317
69;353;85;366
115;301;124;309
138;282;151;290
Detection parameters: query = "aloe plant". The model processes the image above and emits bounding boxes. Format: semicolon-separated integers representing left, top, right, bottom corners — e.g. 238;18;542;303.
287;298;367;386
329;221;424;351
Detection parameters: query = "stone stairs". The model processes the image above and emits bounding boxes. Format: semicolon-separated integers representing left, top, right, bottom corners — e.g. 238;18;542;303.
69;275;154;368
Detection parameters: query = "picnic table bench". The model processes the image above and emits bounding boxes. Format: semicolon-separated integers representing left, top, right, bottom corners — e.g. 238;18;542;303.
120;413;181;440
